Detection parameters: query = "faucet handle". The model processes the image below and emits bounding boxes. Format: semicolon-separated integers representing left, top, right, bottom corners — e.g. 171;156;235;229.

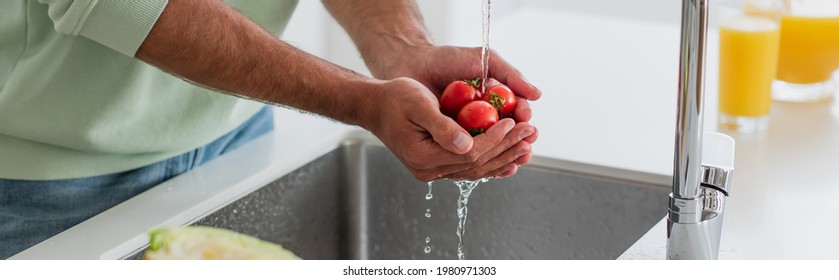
701;165;732;195
700;132;735;195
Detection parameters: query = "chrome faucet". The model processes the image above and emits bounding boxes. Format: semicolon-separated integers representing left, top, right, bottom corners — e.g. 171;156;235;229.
668;0;736;260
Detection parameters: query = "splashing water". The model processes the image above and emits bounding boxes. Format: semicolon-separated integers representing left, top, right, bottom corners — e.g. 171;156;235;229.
455;178;489;260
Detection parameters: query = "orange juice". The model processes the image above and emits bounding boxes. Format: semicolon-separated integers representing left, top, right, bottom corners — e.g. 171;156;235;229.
719;17;781;117
776;15;839;84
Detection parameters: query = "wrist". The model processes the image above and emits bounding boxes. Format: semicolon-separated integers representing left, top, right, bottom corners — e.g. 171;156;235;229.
364;40;433;80
359;29;434;80
350;78;388;132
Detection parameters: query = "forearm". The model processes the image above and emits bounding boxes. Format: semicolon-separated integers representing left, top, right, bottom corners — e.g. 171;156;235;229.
321;0;433;79
136;0;380;128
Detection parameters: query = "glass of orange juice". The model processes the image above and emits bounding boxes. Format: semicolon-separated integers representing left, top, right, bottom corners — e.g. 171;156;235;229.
718;0;783;132
772;0;839;102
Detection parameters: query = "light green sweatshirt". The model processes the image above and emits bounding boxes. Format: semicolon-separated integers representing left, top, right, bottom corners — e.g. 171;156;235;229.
0;0;298;180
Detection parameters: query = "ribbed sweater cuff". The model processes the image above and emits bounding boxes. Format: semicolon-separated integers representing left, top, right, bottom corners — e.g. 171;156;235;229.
76;0;169;57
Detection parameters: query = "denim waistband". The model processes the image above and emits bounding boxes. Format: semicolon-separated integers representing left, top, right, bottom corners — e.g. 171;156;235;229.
0;105;274;259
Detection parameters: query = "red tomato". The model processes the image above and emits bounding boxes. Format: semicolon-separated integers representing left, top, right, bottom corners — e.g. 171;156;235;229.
440;78;481;118
482;84;517;118
457;100;499;136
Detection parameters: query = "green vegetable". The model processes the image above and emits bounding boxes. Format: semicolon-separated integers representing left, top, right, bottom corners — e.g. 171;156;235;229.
144;226;301;260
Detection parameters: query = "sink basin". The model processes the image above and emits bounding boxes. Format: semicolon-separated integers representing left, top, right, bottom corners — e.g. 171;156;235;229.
11;131;668;260
127;138;669;260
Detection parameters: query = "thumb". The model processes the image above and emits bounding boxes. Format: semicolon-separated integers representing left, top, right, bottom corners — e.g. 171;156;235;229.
417;112;473;155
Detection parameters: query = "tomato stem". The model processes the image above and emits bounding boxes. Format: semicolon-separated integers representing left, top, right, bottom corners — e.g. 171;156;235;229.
487;93;505;109
465;77;482;89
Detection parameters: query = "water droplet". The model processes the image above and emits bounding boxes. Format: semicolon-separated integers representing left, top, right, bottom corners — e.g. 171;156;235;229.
424;246;432;254
426;181;434;200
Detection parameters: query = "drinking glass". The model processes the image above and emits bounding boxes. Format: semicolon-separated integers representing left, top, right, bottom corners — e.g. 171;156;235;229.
772;0;839;102
718;0;784;132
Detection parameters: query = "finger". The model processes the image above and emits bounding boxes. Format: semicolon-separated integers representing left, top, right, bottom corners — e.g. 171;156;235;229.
412;128;533;181
462;117;517;160
496;163;519;178
421;115;516;164
414;110;474;155
481;163;518;180
421;119;522;176
514;151;533;166
485;78;502;88
512;96;532;123
473;122;534;165
442;140;532;181
435;126;534;176
489;49;542;101
466;141;530;178
492;152;530;179
523;126;539;144
445;163;514;181
413;116;517;175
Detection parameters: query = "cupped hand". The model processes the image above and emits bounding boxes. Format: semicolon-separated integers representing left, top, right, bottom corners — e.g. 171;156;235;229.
366;78;535;181
371;46;541;178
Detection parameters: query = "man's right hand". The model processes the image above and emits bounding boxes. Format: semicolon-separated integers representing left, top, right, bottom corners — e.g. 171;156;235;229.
365;78;535;182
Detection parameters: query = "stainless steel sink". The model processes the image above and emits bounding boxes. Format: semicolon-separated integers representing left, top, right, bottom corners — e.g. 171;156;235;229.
127;139;668;260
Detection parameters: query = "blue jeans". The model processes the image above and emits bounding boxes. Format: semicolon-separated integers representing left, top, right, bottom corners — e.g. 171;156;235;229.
0;106;274;259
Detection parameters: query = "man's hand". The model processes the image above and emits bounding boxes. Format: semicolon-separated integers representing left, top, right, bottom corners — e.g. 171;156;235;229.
369;78;534;181
324;0;541;179
383;47;541;178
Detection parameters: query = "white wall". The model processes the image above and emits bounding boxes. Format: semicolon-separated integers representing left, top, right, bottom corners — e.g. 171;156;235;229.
281;0;528;75
524;0;681;24
281;0;680;75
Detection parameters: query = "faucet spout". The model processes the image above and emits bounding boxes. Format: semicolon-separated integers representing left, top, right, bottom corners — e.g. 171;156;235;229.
674;0;709;203
667;0;736;260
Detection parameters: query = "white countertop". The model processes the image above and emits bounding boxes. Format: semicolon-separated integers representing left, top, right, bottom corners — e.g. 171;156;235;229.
500;6;839;260
620;98;839;259
13;4;839;259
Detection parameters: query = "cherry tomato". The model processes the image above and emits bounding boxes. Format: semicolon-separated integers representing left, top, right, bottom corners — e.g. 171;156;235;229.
440;78;481;118
482;84;517;118
457;100;499;136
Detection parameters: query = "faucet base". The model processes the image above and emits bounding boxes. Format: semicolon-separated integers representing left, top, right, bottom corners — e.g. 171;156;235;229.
667;132;735;260
666;212;725;260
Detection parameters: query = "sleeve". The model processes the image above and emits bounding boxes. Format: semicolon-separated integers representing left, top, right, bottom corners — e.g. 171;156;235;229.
38;0;169;57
